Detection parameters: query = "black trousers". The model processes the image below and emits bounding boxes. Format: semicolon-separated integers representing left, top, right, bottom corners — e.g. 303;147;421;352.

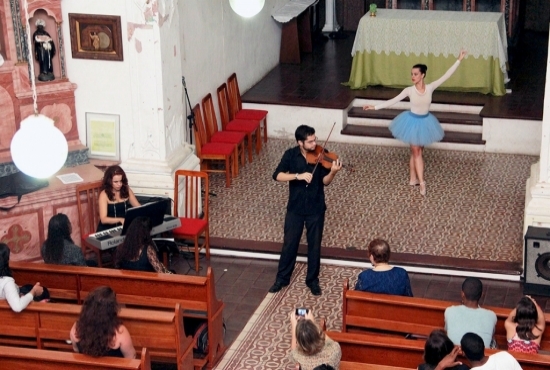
275;210;325;286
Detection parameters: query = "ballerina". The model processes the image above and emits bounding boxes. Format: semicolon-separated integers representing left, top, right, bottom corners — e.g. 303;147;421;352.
364;49;467;196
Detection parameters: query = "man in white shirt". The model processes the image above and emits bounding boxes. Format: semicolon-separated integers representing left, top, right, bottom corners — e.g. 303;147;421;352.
445;277;497;347
460;332;522;370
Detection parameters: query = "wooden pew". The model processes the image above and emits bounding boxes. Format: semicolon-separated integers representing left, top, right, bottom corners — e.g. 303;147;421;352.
327;331;550;370
10;261;226;369
340;362;414;370
342;279;550;350
0;346;151;370
0;301;193;370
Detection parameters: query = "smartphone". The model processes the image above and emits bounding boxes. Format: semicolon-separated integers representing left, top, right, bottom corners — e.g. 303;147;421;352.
295;308;308;316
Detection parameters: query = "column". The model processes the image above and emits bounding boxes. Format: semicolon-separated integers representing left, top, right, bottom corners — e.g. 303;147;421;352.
322;0;340;33
121;0;199;197
523;35;550;261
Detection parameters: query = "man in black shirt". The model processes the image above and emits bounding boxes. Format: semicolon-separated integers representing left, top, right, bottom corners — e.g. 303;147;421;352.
268;125;341;296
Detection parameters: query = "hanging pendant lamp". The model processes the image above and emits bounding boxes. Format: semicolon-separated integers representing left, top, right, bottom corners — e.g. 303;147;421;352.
10;0;68;179
229;0;265;18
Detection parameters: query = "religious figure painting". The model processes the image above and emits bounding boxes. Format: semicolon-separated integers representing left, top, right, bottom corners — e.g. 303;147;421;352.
68;14;123;61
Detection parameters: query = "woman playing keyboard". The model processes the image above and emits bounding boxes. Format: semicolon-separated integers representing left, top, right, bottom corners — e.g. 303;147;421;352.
97;165;140;232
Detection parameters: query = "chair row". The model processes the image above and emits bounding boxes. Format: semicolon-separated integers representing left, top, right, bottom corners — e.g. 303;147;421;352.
193;73;268;187
0;300;191;369
0;345;151;370
327;331;550;370
341;279;550;350
10;261;225;370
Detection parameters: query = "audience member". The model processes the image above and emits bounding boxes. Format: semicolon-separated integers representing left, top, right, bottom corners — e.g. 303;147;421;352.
115;216;171;273
97;165;140;232
290;309;341;370
0;243;43;312
418;329;469;370
505;295;546;353
445;277;496;348
70;286;136;358
42;213;87;266
460;332;521;370
355;239;413;296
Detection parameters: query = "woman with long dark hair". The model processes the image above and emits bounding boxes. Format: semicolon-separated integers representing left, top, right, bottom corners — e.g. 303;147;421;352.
42;213;86;266
70;286;135;358
115;217;171;273
0;243;43;312
97;165;140;232
505;295;546;353
418;330;469;370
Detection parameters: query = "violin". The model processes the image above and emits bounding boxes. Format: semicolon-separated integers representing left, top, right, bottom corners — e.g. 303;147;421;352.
306;145;354;172
305;123;354;178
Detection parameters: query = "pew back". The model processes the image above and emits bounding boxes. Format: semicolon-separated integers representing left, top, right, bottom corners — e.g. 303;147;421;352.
10;261;226;369
0;301;193;370
0;346;151;370
328;331;550;370
342;279;550;349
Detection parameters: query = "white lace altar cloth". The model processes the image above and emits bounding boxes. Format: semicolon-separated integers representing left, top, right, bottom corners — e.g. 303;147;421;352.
352;9;508;74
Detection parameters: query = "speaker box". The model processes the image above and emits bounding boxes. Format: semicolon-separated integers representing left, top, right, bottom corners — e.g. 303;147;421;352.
524;226;550;296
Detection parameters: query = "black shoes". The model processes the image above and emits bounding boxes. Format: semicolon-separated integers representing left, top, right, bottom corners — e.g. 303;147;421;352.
268;281;288;293
269;281;322;295
307;282;322;296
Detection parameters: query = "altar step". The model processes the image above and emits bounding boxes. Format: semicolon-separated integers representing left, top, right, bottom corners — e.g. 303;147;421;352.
343;107;486;150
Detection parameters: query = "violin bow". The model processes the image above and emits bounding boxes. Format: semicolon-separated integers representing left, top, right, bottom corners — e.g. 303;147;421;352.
308;122;337;185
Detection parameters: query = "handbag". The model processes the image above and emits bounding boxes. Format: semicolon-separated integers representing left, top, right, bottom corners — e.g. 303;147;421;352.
0;172;49;211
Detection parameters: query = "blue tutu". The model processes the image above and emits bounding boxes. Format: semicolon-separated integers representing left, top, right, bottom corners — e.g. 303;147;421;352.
388;111;444;146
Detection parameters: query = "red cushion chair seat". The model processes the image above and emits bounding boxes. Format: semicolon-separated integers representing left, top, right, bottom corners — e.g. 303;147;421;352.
235;109;267;120
173;218;208;237
201;142;235;155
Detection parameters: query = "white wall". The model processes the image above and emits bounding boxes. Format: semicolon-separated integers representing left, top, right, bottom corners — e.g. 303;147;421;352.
61;1;133;158
179;0;286;118
63;0;285;162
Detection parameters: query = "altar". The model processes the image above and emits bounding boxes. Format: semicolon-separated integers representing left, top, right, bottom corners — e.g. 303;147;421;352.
346;9;509;96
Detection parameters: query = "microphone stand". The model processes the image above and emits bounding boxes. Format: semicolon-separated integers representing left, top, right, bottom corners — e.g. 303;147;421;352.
182;76;194;145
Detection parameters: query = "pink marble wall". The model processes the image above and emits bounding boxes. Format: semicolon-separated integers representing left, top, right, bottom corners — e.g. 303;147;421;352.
0;164;104;261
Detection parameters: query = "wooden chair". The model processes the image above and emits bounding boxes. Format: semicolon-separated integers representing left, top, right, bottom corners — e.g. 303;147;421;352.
75;180;111;267
216;83;262;157
227;73;268;143
193;104;237;188
172;170;210;272
200;94;247;167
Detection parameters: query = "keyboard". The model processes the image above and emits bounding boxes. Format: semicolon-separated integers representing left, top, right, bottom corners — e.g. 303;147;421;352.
85;215;181;250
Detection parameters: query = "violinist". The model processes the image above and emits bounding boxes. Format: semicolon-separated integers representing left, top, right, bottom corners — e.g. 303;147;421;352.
268;125;342;296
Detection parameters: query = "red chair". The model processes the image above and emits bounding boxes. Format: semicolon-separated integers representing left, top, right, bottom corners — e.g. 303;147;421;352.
227;73;268;143
216;84;262;159
172;170;209;272
193;104;237;187
200;94;246;167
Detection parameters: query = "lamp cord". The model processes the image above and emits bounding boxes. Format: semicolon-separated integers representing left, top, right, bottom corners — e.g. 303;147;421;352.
22;0;38;114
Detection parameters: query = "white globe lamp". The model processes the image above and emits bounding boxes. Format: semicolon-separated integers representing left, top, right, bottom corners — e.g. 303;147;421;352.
10;114;68;179
229;0;265;18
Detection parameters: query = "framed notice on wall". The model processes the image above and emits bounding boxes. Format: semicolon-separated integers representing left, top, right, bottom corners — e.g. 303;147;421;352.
85;113;120;160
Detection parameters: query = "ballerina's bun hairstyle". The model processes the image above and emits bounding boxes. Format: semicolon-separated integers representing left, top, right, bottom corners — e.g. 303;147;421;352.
412;64;428;76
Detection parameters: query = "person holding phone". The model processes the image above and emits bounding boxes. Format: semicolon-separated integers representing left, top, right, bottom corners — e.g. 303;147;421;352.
290;308;341;370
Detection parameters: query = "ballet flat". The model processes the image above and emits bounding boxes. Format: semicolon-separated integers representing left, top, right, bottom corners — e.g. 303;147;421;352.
419;182;426;196
409;180;420;186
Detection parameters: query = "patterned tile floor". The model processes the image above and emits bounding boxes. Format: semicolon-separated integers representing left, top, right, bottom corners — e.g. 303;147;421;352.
207;138;537;265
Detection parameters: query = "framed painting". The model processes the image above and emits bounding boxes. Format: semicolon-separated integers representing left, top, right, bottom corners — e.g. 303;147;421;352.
68;13;123;61
86;113;120;161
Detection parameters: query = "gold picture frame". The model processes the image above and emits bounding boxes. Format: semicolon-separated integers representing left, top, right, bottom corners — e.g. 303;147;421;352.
68;13;123;61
